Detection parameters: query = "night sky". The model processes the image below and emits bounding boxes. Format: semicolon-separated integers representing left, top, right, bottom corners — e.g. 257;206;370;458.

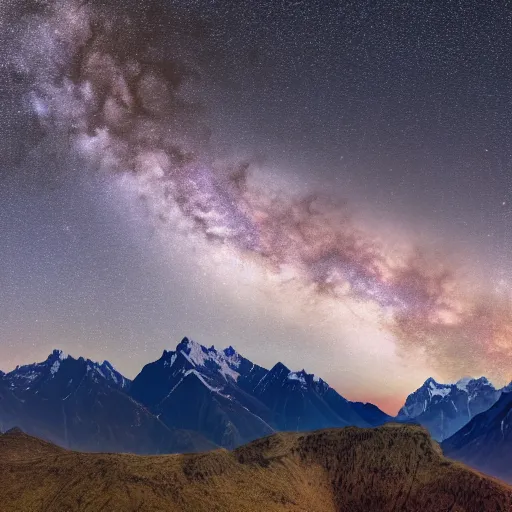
1;0;512;413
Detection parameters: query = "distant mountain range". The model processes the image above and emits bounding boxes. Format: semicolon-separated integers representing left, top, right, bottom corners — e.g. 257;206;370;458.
130;337;397;448
0;337;394;452
1;336;511;480
0;348;213;454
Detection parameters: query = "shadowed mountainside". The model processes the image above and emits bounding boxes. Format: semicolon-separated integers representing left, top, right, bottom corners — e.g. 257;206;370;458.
0;424;511;511
0;339;393;453
0;351;215;455
442;390;512;484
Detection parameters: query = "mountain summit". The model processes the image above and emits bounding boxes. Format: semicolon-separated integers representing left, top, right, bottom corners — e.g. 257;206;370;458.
397;376;502;440
130;337;274;448
130;337;390;448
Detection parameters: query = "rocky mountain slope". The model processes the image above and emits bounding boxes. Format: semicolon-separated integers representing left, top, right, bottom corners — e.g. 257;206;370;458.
7;337;509;458
442;390;512;484
130;337;388;448
0;350;213;454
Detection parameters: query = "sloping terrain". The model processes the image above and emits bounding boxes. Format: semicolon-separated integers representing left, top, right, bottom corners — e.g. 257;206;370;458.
130;339;275;448
1;424;511;512
0;427;66;462
442;390;512;484
0;351;213;454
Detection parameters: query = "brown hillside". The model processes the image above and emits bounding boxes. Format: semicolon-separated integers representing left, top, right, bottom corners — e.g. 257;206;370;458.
0;427;66;462
0;423;511;512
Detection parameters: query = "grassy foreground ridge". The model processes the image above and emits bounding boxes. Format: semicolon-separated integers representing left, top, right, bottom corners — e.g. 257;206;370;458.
1;423;511;511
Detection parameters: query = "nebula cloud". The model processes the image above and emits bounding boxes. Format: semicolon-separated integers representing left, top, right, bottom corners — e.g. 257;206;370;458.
6;0;512;382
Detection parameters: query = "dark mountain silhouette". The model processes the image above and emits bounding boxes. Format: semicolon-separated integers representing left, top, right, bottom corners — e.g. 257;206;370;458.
8;337;499;458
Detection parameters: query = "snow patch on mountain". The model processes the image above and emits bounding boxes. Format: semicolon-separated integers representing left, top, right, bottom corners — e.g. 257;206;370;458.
178;338;240;382
102;363;118;383
50;360;61;375
222;346;241;368
428;381;451;398
288;372;307;386
164;353;177;368
182;340;209;367
456;377;472;392
184;369;222;393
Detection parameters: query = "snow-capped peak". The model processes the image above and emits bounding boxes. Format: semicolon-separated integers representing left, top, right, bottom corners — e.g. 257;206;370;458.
4;349;71;388
3;350;130;391
177;337;209;366
286;369;323;390
503;381;512;393
399;375;501;422
473;376;491;386
174;337;240;381
45;349;69;375
99;360;129;388
223;346;237;358
423;379;451;397
84;359;130;389
222;346;241;368
422;376;494;395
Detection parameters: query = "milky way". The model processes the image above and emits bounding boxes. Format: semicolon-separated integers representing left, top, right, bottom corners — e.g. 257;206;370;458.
3;0;512;402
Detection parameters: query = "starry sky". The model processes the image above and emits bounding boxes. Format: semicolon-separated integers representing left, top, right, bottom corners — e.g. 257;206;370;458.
1;0;512;414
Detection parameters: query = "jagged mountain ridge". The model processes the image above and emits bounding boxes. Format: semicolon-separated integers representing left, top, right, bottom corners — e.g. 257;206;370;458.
130;338;275;448
0;338;392;452
3;337;507;456
397;375;505;441
3;349;131;393
129;337;392;448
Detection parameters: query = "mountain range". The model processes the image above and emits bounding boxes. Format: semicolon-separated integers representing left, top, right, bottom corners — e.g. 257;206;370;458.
0;348;213;454
1;335;511;484
0;337;393;452
2;424;511;511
